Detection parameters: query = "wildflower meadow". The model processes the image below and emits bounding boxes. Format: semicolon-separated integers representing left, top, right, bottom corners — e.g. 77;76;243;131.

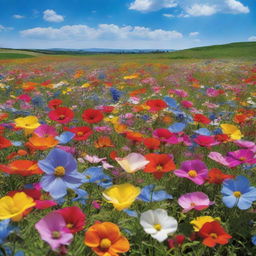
0;55;256;256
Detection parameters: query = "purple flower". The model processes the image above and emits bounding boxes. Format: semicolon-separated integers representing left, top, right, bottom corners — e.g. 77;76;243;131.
38;148;83;199
178;192;214;213
174;160;208;185
35;212;73;251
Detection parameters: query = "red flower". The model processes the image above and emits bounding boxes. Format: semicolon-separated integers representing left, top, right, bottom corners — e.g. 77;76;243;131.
57;206;86;234
153;128;173;141
215;134;230;143
48;107;74;124
101;106;114;113
82;109;104;124
194;135;218;147
207;168;235;184
0;160;43;176
194;114;211;124
144;153;176;179
168;235;185;249
125;131;144;143
198;221;232;247
143;138;160;150
65;126;92;141
146;99;167;112
48;99;63;109
0;136;12;149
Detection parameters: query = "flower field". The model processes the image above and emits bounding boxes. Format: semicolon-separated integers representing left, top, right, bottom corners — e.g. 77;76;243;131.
0;55;256;256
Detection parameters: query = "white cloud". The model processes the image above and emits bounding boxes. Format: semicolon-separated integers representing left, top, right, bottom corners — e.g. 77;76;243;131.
248;36;256;42
0;25;13;31
20;24;183;41
13;14;25;19
129;0;177;12
185;4;217;16
43;9;64;23
189;31;199;37
163;13;175;18
129;0;249;16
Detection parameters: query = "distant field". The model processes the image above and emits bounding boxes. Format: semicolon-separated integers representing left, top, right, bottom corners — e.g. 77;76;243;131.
0;53;35;59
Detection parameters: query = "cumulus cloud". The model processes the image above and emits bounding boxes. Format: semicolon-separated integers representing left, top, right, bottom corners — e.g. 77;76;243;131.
248;36;256;42
129;0;249;16
43;9;64;22
13;14;25;19
20;24;183;41
189;32;199;37
129;0;177;12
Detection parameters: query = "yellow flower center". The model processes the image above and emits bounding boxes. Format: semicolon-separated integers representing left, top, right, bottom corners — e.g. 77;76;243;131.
59;114;65;120
210;233;218;239
156;165;163;171
52;231;61;239
154;224;162;231
66;223;73;229
188;170;198;177
239;157;246;161
77;131;84;136
100;238;112;249
190;202;196;207
54;166;65;177
233;191;241;198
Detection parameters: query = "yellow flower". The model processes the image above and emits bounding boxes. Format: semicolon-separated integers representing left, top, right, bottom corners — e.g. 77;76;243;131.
81;83;91;88
123;74;138;80
221;124;243;140
190;216;220;232
102;183;140;211
14;116;40;135
0;192;35;221
114;123;128;133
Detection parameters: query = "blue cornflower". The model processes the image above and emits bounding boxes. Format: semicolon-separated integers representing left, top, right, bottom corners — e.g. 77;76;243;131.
82;166;112;188
252;236;256;245
38;148;83;200
138;185;173;202
109;87;122;103
0;219;16;244
221;176;256;210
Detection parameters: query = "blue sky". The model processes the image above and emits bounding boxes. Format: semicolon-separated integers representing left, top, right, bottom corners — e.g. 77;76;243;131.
0;0;255;49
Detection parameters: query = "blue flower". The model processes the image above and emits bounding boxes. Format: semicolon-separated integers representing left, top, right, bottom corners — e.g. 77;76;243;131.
0;219;16;244
38;148;83;200
72;189;89;205
252;235;256;245
109;88;122;103
82;166;112;188
221;176;256;210
138;185;173;202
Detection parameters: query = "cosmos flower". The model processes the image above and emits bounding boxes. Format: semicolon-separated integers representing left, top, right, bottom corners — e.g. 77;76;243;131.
221;176;256;210
102;183;140;211
174;160;208;185
38;148;83;200
34;124;58;137
35;212;73;251
140;209;178;242
84;222;130;256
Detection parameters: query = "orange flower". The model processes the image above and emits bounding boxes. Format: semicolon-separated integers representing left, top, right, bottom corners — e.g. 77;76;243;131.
125;131;144;143
143;138;160;150
0;160;42;176
0;136;12;149
144;153;176;179
0;113;8;121
95;136;114;148
84;222;130;256
233;114;248;124
27;135;59;151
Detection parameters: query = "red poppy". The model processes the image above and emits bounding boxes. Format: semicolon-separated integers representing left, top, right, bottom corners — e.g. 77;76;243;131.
82;109;104;124
57;206;86;234
65;126;92;141
48;107;74;124
193;114;211;124
146;99;167;112
0;136;12;149
168;235;185;249
125;131;144;143
198;221;232;247
193;135;218;147
215;134;230;143
153;128;173;141
144;153;176;179
143;137;160;150
48;99;63;109
207;168;234;184
0;160;43;176
101;106;114;114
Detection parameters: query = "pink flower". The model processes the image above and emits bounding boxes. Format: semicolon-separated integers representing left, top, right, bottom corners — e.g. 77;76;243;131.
174;160;208;185
206;88;220;97
35;212;73;251
194;135;220;148
234;140;256;153
178;192;214;213
18;94;31;103
34;124;58;137
181;100;193;108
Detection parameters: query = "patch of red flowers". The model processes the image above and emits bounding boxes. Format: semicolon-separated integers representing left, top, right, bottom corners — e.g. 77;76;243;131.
48;107;74;124
82;109;104;124
48;99;63;109
146;99;167;112
194;114;211;124
143;137;160;150
207;168;235;184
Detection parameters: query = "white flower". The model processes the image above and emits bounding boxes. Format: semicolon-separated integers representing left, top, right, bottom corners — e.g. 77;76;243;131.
115;153;149;173
140;209;178;242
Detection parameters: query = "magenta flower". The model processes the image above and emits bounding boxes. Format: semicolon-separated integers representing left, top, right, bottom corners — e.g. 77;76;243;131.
209;149;256;168
233;140;256;153
35;212;73;251
178;192;214;213
34;124;58;137
174;160;208;185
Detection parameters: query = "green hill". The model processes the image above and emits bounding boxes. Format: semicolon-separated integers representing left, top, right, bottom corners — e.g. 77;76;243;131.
166;42;256;59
